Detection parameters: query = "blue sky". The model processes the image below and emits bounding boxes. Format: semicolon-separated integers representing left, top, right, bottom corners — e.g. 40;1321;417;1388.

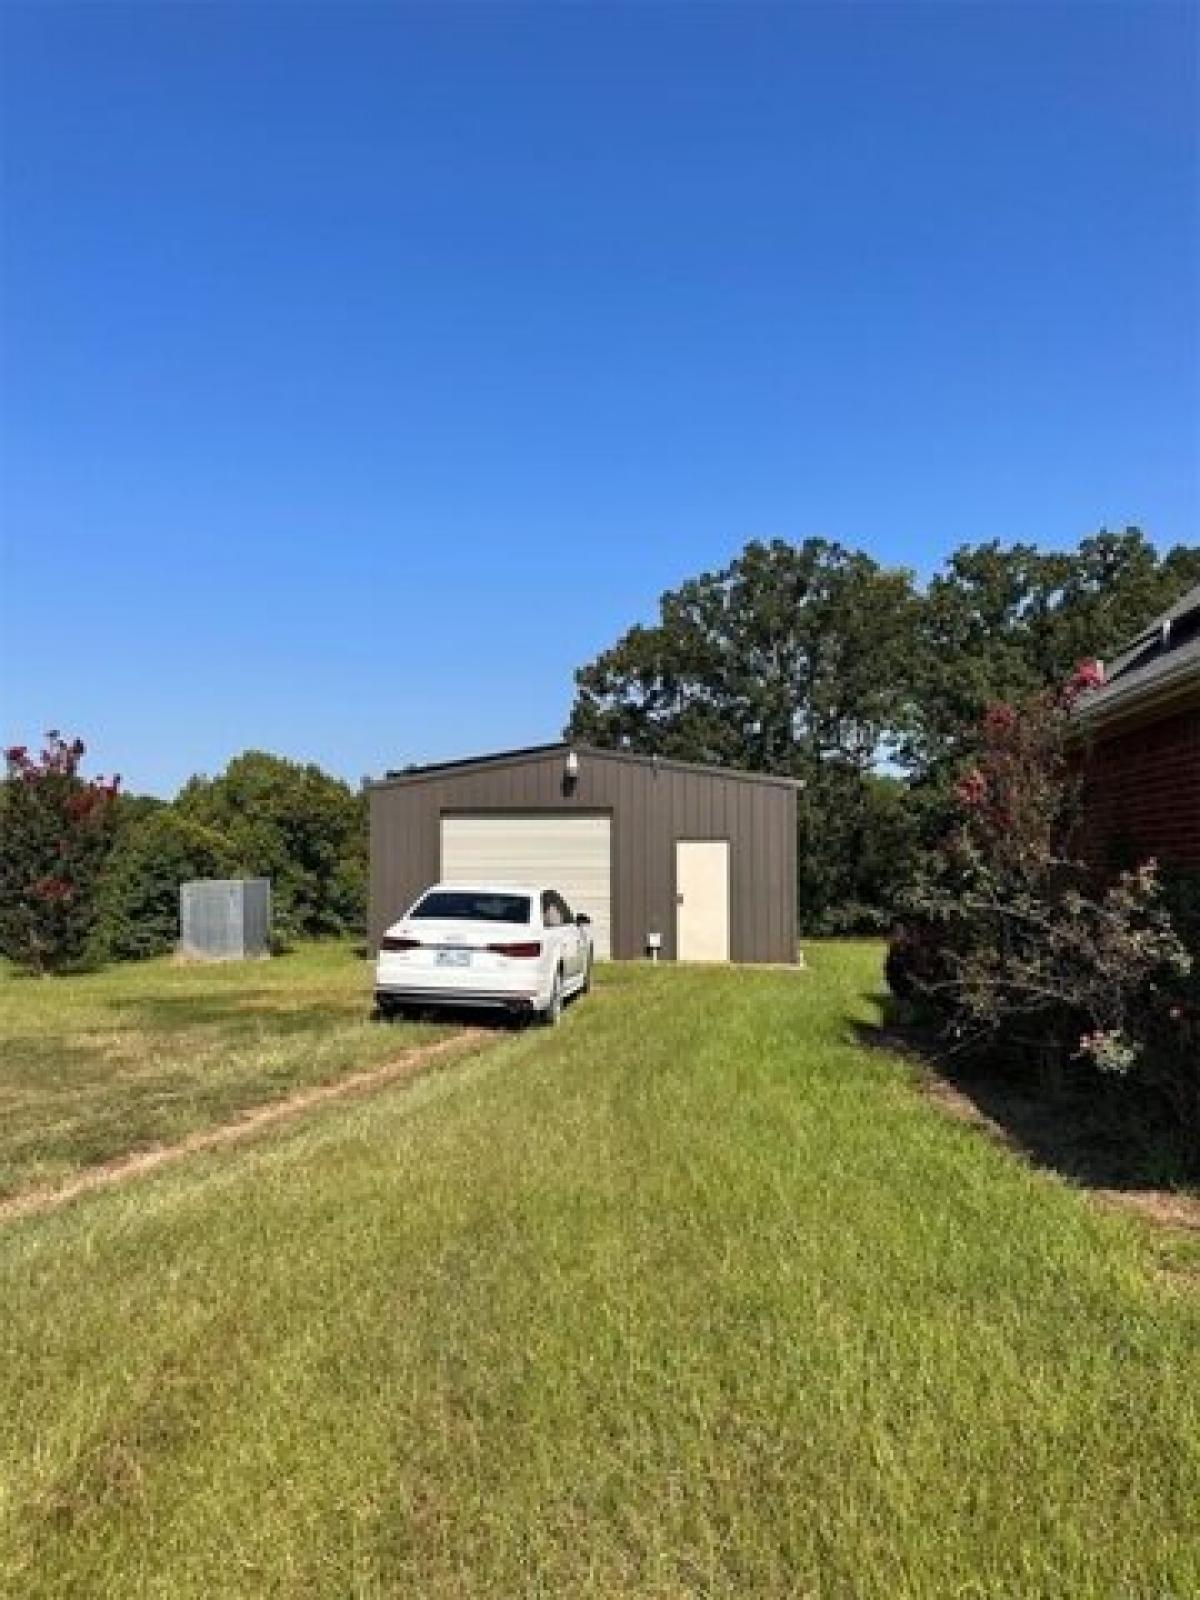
2;3;1196;796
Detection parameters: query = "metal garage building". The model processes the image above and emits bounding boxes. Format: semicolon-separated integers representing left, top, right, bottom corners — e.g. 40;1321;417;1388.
368;743;798;963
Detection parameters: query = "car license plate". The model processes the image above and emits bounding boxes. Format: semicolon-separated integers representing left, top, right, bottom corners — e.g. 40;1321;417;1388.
435;949;471;968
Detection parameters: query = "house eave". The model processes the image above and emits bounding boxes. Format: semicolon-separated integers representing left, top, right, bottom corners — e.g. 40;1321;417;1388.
1074;662;1200;741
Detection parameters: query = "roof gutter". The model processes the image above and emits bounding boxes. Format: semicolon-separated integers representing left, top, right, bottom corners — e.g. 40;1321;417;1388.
1073;661;1200;739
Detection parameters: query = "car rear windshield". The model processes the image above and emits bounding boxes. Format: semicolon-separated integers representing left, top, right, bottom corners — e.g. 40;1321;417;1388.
409;891;532;924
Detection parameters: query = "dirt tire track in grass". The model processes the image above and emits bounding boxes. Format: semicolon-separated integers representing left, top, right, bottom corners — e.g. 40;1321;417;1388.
0;1029;490;1226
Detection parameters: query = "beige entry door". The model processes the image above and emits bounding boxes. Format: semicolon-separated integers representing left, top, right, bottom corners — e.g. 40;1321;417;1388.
675;840;730;961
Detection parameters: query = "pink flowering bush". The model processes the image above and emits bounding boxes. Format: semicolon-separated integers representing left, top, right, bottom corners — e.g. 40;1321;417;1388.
0;732;120;973
887;681;1193;1127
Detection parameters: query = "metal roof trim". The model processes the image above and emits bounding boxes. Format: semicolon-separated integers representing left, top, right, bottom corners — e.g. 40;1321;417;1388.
368;742;804;792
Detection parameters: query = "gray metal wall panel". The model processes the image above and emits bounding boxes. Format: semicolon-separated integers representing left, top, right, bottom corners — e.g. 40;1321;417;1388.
240;879;272;958
369;748;796;963
180;878;272;961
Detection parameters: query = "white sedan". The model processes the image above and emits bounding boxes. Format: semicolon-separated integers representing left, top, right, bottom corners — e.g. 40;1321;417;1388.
375;883;593;1025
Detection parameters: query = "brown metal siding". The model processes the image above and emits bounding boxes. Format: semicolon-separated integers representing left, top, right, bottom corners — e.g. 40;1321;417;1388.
369;748;797;963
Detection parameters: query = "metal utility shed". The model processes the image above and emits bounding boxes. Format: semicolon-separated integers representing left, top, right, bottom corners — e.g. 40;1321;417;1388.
368;743;799;963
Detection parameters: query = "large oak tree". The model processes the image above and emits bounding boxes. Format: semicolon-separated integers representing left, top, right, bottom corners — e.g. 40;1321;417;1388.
567;527;1199;930
567;538;921;927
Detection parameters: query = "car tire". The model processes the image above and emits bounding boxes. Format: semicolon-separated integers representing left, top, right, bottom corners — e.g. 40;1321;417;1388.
581;953;593;995
542;968;564;1027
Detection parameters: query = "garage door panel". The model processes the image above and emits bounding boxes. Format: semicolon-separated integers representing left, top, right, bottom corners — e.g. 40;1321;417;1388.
441;815;612;959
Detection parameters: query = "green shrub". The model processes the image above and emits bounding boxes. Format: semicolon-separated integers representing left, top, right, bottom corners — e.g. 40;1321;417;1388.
1133;869;1200;1142
175;752;366;941
94;809;238;961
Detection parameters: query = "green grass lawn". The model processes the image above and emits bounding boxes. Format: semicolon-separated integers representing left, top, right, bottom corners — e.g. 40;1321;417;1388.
1;944;1197;1597
0;944;449;1200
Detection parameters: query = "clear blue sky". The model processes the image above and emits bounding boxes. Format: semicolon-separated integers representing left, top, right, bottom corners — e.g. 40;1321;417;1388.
2;3;1196;796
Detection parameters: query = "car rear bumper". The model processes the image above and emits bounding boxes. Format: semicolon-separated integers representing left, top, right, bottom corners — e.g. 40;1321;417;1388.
375;985;538;1014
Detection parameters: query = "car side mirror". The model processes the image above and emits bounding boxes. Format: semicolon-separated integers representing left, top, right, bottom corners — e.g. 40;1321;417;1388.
576;913;591;926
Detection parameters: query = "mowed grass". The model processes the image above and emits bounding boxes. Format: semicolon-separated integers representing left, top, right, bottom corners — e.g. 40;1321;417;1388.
1;945;1197;1597
0;944;449;1199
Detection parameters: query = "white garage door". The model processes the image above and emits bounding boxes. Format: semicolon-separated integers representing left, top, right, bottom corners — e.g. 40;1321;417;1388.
440;814;612;959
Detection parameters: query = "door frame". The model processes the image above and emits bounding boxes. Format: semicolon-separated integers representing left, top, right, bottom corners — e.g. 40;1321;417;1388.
673;837;731;962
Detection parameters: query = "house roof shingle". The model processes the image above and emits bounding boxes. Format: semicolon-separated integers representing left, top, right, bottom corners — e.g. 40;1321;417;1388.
1077;581;1200;726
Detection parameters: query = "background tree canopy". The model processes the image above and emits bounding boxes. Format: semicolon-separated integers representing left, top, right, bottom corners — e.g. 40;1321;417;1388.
8;528;1193;965
175;752;366;943
908;530;1200;776
95;808;239;962
568;527;1200;931
79;752;369;962
570;538;917;776
2;745;368;967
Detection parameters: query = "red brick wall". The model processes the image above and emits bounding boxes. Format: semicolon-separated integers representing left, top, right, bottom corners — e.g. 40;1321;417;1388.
1081;706;1200;872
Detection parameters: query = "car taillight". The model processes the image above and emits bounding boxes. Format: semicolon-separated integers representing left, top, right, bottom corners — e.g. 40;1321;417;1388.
380;936;421;952
487;941;542;958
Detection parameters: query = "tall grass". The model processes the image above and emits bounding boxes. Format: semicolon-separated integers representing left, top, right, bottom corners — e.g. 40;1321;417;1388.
0;943;446;1199
1;945;1196;1596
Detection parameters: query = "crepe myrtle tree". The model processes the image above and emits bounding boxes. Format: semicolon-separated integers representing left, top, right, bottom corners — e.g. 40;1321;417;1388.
0;733;121;973
887;665;1192;1078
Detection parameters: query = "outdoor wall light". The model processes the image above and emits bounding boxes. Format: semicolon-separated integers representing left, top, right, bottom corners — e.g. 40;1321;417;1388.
564;749;580;781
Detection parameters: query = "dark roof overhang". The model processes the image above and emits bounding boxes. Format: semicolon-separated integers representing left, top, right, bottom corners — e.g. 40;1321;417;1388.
1074;580;1200;737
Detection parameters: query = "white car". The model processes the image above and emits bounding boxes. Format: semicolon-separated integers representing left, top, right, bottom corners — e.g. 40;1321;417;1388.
375;883;593;1025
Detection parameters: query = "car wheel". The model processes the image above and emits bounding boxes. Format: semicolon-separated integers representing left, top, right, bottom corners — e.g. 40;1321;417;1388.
542;968;564;1027
581;953;593;995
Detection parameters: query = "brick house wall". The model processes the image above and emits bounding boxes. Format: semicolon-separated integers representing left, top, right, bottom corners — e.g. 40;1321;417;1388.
1081;706;1200;872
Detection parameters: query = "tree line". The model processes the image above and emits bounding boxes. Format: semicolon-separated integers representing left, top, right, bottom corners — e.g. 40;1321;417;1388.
567;526;1200;929
0;746;366;971
2;525;1196;970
